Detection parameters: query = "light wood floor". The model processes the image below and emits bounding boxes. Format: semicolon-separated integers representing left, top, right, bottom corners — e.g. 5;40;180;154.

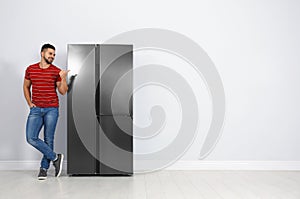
0;170;299;199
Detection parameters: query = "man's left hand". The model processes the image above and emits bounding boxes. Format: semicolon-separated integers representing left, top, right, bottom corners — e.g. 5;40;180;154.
59;70;70;79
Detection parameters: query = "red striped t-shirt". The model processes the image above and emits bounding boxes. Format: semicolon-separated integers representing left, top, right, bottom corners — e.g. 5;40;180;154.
25;63;62;107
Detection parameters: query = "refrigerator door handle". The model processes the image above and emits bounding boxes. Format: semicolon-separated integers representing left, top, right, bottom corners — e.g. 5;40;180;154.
95;81;100;116
67;74;77;93
129;95;133;119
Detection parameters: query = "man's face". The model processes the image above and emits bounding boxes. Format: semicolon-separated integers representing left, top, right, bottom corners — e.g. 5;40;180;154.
42;48;56;64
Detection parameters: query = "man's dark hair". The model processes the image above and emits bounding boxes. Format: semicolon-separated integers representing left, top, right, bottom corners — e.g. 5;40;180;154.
41;43;55;52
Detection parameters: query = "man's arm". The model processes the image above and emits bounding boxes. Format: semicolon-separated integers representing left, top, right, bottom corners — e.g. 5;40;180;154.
23;78;36;107
56;70;70;95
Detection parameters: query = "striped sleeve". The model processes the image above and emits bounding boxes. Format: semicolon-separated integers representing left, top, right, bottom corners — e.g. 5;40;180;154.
56;71;62;82
25;67;30;80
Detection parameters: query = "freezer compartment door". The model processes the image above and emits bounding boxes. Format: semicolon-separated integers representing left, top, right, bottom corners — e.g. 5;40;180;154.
99;44;133;115
98;115;133;175
67;114;97;175
67;44;98;175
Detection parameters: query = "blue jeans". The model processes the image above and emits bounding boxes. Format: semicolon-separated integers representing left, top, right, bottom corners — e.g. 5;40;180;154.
26;107;59;170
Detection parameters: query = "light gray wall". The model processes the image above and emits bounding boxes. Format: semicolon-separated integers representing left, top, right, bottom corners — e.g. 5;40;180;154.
1;0;300;163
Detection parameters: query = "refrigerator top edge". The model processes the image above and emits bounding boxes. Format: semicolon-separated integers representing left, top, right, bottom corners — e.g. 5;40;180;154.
67;44;98;47
100;44;133;47
67;44;133;47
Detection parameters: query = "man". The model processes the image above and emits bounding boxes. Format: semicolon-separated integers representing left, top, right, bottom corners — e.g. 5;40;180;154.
23;44;69;180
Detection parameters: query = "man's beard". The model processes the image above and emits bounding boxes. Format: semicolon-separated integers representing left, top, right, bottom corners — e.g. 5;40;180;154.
44;56;53;64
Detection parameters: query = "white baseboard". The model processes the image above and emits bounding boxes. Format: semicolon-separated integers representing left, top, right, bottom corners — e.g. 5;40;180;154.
1;160;300;171
166;160;300;170
0;161;68;171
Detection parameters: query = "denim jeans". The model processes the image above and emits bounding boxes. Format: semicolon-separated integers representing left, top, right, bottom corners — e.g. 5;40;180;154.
26;107;59;170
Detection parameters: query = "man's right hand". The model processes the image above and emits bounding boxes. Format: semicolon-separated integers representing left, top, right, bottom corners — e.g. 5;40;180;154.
29;103;36;108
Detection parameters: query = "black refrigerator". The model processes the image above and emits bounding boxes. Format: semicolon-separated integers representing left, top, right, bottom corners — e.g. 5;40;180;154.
67;44;133;176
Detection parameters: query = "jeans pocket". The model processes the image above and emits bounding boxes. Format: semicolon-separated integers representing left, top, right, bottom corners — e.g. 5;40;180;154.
29;107;40;112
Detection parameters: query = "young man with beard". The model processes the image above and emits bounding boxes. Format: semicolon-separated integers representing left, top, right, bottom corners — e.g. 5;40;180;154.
23;44;69;180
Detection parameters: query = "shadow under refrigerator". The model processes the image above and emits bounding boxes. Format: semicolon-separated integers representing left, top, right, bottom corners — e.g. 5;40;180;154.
67;44;133;176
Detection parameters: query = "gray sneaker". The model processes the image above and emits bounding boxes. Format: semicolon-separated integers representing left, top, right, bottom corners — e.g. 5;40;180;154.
38;168;47;180
53;154;64;177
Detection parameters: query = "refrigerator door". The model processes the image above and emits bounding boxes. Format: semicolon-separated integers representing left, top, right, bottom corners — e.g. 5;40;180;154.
68;44;133;176
99;44;133;116
98;115;133;175
67;44;98;175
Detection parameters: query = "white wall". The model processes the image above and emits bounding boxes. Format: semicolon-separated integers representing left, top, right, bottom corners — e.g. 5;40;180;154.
1;0;300;169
